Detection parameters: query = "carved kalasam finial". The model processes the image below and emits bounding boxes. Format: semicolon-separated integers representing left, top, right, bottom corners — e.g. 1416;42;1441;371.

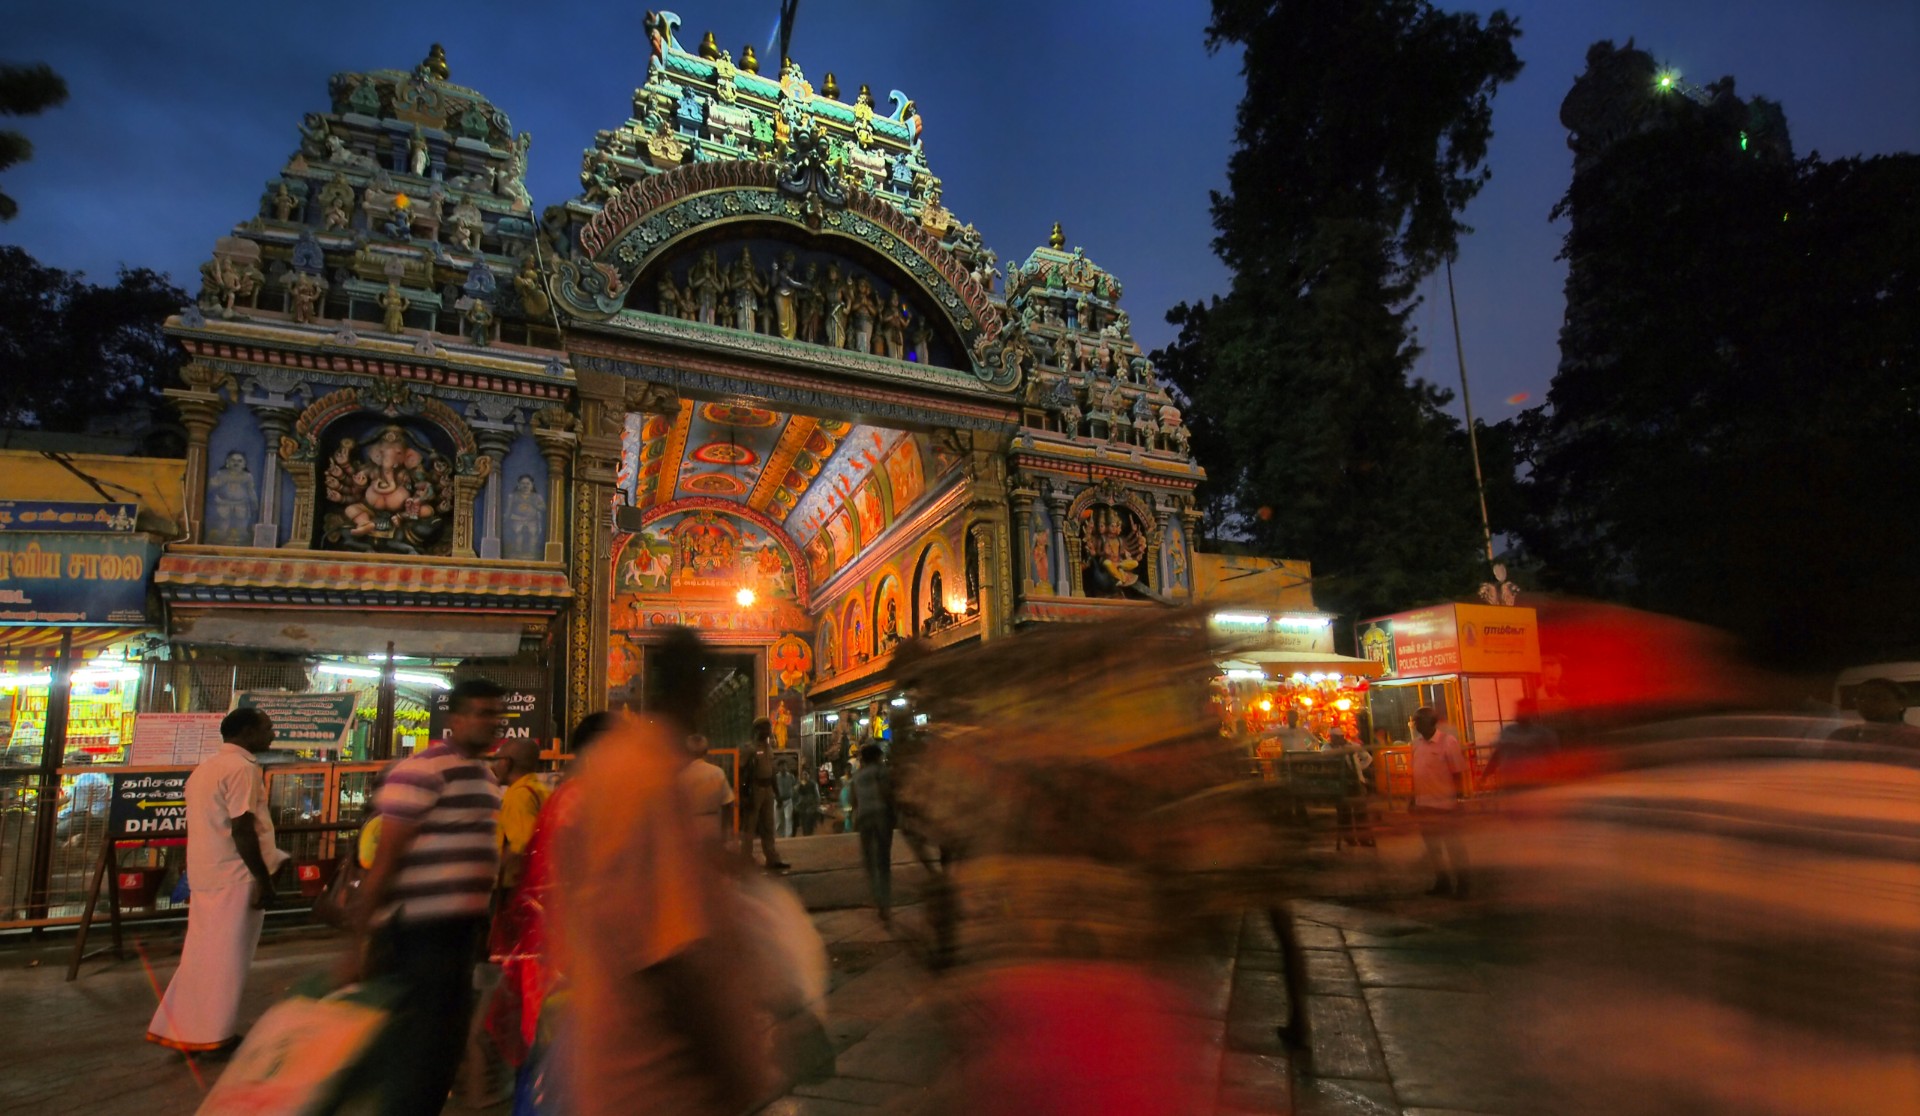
1049;221;1065;250
698;31;721;60
822;72;840;99
422;43;450;81
741;45;760;73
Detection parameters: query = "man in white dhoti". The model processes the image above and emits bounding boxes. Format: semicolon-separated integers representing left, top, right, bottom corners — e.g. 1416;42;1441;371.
146;707;287;1053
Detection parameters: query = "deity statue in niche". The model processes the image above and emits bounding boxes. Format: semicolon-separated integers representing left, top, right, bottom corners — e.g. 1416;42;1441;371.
824;264;850;349
1081;504;1150;599
687;249;725;325
729;248;767;333
796;262;825;343
205;451;258;546
848;277;879;353
1028;510;1052;590
502;474;546;560
319;422;454;555
880;290;907;359
771;251;808;340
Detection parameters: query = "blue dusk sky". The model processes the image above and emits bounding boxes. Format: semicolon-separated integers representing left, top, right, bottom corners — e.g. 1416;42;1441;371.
5;1;1916;417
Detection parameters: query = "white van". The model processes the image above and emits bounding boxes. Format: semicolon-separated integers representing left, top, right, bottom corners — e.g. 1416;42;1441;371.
1833;663;1920;728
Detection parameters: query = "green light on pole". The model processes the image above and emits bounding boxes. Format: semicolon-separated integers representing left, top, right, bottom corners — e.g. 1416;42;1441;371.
1740;130;1749;151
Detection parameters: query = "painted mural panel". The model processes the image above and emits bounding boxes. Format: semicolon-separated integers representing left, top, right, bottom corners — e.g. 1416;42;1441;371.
884;438;925;513
610;507;806;636
852;479;885;546
1025;502;1056;594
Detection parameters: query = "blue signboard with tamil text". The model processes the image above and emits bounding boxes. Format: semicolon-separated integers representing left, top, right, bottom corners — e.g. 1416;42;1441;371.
0;535;158;625
0;501;138;533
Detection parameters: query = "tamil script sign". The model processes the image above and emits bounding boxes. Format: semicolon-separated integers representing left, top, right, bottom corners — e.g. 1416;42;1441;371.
129;713;228;766
237;691;358;750
109;771;190;840
0;535;157;625
0;501;137;533
1358;604;1541;678
429;686;546;743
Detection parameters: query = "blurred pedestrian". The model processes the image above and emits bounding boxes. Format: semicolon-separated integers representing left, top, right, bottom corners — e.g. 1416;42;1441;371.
1409;707;1471;897
146;708;286;1054
1830;678;1920;746
1483;698;1559;789
679;734;736;845
775;757;798;838
850;743;895;922
556;627;773;1116
489;711;619;1112
794;763;821;837
347;678;507;1116
739;719;788;870
494;737;549;892
839;760;858;833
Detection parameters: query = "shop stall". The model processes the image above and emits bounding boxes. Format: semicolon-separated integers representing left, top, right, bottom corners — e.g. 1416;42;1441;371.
1356;603;1542;796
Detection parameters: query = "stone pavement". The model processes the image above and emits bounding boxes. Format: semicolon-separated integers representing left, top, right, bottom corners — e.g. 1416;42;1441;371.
0;826;1540;1115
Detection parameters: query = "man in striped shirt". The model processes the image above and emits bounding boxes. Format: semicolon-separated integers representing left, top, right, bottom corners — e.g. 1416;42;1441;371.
348;678;505;1115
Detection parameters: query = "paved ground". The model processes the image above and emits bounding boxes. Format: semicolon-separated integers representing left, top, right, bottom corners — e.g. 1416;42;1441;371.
0;826;1533;1115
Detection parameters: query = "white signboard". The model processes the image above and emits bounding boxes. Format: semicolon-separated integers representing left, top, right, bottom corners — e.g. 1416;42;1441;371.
129;713;227;765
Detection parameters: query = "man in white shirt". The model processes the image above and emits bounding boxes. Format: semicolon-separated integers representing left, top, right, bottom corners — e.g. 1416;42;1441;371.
678;734;736;844
147;707;288;1053
1408;707;1471;897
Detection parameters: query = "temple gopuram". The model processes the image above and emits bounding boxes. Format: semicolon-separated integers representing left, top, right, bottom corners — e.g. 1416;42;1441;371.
161;20;1203;760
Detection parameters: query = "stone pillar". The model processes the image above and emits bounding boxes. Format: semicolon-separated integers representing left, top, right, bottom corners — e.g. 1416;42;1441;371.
1049;487;1081;597
475;426;514;559
164;363;231;545
1009;487;1036;601
962;435;1014;639
549;369;627;732
251;405;295;549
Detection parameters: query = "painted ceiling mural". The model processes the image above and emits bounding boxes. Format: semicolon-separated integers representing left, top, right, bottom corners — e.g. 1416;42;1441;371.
621;404;946;590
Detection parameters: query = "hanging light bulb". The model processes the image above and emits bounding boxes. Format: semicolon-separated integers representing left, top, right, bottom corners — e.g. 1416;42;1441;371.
736;586;756;607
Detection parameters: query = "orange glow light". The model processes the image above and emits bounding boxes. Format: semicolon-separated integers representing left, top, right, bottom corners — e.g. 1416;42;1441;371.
1298;695;1315;706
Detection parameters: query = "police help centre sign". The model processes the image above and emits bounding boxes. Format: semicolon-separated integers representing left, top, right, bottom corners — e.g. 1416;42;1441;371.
109;771;190;840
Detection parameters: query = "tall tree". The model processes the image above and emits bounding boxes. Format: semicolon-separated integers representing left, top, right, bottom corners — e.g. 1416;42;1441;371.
0;63;69;220
0;246;188;452
1510;42;1920;666
1157;0;1523;621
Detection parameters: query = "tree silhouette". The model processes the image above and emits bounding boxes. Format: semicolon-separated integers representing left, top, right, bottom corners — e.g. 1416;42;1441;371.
0;63;69;220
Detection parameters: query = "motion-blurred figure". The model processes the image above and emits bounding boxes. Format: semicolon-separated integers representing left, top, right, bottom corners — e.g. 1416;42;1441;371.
850;743;895;922
1483;698;1559;790
488;711;618;1106
1409;706;1471;897
556;628;772;1116
1829;678;1920;746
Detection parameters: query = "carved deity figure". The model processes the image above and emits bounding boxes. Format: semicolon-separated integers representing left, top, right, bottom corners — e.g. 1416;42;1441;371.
199;255;264;319
824;264;849;349
908;311;934;363
379;282;408;334
503;133;534;210
879;290;907;360
848;277;879;354
656;274;683;319
318;174;355;231
448;197;483;252
1081;506;1148;598
1029;513;1052;589
464;299;494;346
408;127;430;177
321;426;452;555
503;474;546;560
514;254;551;321
882;598;901;646
796;262;825;343
205;451;258;546
286;271;326;324
729;248;768;332
270;182;299;222
770;252;808;340
687;249;724;325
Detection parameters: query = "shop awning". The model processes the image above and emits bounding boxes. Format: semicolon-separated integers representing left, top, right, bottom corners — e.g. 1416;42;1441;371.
170;609;533;658
1218;650;1385;678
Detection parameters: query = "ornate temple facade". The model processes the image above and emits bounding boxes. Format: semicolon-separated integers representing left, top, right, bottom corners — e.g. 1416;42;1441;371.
163;23;1203;740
